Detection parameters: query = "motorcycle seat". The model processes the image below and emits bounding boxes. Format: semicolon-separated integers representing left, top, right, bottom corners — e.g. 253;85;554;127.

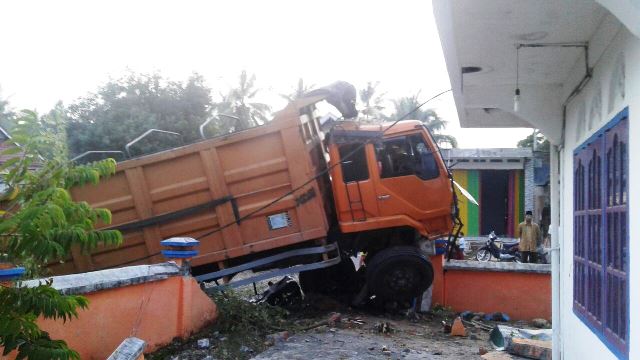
500;241;520;249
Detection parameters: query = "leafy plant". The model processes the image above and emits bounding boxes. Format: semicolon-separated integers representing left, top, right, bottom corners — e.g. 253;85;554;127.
210;290;288;335
0;110;122;359
517;131;550;152
359;81;386;122
280;78;314;103
388;94;458;148
65;72;214;159
216;71;271;132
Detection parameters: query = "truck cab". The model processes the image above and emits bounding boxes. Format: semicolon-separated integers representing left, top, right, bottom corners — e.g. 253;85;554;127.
327;121;454;240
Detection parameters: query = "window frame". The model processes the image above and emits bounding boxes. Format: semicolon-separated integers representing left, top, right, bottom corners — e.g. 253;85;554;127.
338;143;369;183
573;107;629;359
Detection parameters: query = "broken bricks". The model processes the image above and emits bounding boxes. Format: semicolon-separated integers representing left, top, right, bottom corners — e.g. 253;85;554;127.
506;338;552;360
450;317;467;337
265;331;289;345
373;321;395;334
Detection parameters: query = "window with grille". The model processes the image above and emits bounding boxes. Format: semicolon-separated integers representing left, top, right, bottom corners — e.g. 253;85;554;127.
573;108;628;358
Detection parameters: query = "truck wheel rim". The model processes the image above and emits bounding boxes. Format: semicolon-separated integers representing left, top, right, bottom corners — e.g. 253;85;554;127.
384;266;420;293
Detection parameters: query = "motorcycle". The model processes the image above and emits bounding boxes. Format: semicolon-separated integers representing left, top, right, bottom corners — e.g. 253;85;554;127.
475;231;521;262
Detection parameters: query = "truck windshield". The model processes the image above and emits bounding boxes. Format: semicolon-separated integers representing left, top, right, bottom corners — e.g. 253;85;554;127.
375;134;439;180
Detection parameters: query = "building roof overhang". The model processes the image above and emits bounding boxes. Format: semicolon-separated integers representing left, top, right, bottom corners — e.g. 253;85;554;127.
432;0;637;144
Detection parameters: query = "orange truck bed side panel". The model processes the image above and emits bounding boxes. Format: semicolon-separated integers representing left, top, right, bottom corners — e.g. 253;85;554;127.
56;104;330;273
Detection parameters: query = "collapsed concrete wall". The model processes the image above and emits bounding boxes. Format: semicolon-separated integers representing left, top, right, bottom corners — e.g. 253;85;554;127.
3;262;217;360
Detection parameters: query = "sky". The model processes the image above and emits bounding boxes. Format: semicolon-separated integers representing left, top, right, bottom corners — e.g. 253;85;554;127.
0;0;533;148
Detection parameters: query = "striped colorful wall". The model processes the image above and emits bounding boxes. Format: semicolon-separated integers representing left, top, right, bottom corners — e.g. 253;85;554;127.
507;170;526;236
451;169;524;237
452;169;480;236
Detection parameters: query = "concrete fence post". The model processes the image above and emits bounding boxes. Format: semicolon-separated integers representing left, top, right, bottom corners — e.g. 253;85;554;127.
160;237;200;275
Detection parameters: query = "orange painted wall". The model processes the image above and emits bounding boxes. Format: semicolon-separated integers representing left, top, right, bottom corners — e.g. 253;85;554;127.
443;269;551;320
428;254;550;320
2;275;217;360
430;255;445;306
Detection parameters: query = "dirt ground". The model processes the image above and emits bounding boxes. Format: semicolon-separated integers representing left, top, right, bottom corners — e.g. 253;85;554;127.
252;311;493;360
148;271;531;360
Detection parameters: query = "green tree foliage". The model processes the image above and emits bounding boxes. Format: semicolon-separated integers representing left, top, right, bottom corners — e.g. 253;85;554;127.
0;110;122;359
65;72;214;159
517;131;550;152
0;91;15;132
216;71;271;132
280;78;314;103
359;82;386;122
388;94;458;148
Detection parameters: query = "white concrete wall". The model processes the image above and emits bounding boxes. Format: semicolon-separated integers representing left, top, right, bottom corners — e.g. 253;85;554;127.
559;13;639;359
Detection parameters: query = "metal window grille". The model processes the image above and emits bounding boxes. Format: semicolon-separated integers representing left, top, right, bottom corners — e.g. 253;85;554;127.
573;109;628;358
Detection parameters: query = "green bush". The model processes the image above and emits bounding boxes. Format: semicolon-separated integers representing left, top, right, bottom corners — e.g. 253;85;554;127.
0;110;122;359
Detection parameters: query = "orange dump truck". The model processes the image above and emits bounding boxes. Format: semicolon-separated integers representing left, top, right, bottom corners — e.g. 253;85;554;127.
60;82;461;302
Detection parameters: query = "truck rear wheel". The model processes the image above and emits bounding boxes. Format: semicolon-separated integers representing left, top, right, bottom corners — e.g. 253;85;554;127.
366;246;433;301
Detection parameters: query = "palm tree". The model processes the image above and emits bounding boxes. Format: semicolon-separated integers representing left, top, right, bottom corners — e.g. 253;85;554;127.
280;78;314;102
359;82;386;122
388;93;458;148
0;91;15;131
217;71;271;132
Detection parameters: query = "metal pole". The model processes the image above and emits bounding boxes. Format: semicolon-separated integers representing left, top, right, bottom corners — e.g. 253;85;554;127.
550;145;562;359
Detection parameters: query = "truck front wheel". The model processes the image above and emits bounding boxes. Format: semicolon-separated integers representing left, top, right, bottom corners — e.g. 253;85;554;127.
366;246;433;301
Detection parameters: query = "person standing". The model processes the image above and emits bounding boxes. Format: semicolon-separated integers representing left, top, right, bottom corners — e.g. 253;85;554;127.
455;232;466;260
517;210;541;263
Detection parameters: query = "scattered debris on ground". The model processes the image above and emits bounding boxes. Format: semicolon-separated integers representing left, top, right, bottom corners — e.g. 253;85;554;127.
148;275;549;360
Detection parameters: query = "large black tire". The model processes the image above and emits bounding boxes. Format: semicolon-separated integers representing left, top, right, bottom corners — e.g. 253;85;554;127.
366;246;433;301
298;254;358;296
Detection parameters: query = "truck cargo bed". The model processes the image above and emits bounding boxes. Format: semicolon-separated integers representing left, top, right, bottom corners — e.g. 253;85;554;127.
54;99;331;274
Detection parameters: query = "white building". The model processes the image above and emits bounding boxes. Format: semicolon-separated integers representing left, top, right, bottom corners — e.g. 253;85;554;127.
432;1;639;359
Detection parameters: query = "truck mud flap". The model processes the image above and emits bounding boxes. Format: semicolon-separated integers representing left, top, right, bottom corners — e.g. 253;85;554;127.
197;243;341;292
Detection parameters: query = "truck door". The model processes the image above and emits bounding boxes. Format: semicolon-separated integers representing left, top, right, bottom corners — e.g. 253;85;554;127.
373;132;452;235
333;142;379;222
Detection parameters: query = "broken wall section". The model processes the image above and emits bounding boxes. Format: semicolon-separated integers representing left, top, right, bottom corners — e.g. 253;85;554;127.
9;262;217;360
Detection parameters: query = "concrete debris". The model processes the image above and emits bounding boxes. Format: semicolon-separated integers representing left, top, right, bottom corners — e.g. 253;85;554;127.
506;338;552;360
107;337;146;360
299;312;343;331
450;317;467;337
531;318;551;328
490;325;552;350
196;338;210;349
441;321;452;333
328;312;342;326
345;317;366;326
373;321;395;334
478;347;488;355
481;351;515;359
239;345;254;353
265;330;289;345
